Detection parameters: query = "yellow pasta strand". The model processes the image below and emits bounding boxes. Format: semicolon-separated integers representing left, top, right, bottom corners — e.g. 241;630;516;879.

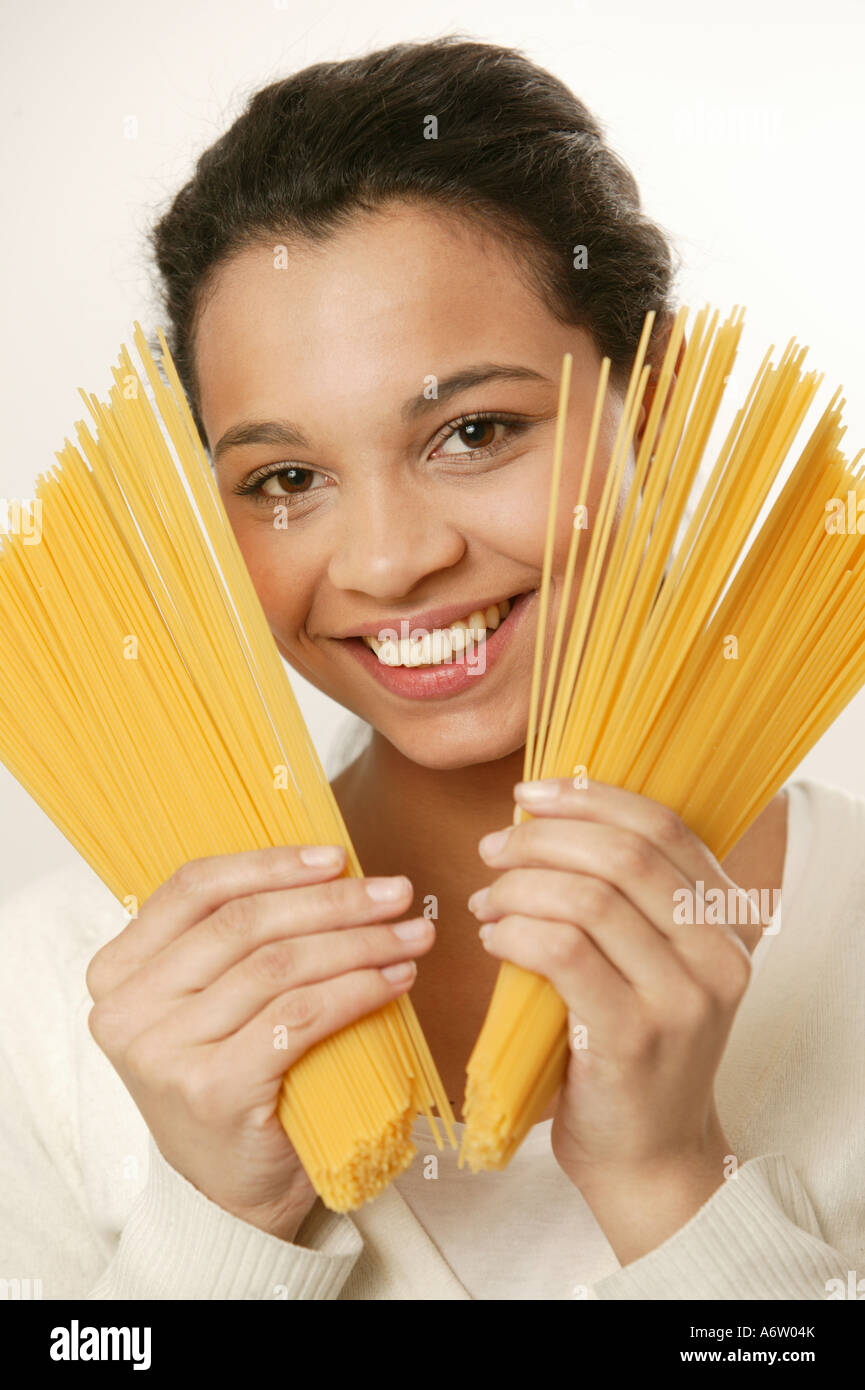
0;324;455;1213
461;303;865;1172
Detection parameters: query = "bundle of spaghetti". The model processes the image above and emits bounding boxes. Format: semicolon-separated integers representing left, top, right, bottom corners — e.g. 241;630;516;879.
0;323;455;1212
461;302;865;1171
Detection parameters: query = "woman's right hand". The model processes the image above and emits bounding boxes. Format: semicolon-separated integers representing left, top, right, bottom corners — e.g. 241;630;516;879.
85;843;432;1242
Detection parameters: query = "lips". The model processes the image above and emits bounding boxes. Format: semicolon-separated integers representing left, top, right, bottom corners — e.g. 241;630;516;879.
361;597;514;667
335;591;529;640
339;589;535;701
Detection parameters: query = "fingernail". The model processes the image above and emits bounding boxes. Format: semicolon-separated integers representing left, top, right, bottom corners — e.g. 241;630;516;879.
478;924;493;944
392;918;431;940
479;828;510;859
382;960;417;983
467;887;490;915
514;780;561;801
300;845;345;865
366;875;411;902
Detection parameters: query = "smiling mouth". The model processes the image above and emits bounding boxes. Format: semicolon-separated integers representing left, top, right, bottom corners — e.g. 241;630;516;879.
357;596;521;668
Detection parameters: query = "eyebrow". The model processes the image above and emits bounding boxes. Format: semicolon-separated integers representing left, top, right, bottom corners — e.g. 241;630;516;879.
211;363;552;465
401;363;552;419
212;419;311;465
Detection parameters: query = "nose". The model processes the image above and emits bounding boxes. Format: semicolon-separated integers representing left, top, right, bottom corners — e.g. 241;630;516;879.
326;471;466;600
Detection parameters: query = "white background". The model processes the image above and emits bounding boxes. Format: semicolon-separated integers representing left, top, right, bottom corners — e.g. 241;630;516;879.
1;0;863;896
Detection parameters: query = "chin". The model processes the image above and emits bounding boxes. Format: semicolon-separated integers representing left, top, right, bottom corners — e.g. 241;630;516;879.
377;714;528;772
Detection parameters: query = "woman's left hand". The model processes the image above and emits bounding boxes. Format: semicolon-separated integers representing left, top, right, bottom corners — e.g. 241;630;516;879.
468;776;760;1265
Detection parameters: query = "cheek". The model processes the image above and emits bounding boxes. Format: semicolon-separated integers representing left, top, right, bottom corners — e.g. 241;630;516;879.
551;411;625;571
484;453;598;582
226;510;322;644
468;460;564;566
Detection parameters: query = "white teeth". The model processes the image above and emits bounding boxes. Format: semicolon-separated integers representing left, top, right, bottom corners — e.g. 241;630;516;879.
466;609;486;637
360;596;516;666
430;630;452;662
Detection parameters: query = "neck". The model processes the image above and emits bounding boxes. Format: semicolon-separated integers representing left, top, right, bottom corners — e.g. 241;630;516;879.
331;729;530;1113
339;728;525;879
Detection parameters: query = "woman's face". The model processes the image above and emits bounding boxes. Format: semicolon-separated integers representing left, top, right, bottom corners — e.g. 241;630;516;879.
194;201;625;770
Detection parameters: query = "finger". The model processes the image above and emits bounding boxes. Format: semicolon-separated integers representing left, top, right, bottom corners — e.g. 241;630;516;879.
469;866;693;1000
108;873;416;1013
512;777;723;884
479;816;696;940
88;844;350;996
158;917;435;1045
511;780;765;961
221;962;422;1086
478;913;633;1044
479;821;752;991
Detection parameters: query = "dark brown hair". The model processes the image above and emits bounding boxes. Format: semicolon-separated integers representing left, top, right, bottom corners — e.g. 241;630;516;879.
149;35;679;439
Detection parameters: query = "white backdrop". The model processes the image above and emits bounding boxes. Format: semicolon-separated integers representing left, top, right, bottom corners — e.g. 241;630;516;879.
2;0;864;895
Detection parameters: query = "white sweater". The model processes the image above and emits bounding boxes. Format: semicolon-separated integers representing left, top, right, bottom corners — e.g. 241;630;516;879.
0;777;863;1300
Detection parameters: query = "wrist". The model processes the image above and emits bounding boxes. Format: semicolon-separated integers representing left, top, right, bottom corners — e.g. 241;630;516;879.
563;1133;732;1267
222;1190;318;1245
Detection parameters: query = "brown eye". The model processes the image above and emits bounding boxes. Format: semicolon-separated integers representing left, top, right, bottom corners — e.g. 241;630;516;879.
457;420;497;448
261;466;316;497
437;418;507;457
234;461;332;508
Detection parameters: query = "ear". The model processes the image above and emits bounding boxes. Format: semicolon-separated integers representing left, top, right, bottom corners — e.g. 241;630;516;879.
635;314;686;456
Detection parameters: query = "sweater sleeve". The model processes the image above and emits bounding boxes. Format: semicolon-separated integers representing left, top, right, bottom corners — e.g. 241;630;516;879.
589;1153;857;1300
0;865;363;1301
86;1137;362;1301
0;1035;361;1300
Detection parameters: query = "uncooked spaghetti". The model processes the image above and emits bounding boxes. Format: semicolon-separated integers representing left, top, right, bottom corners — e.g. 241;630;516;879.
0;323;456;1212
461;303;865;1171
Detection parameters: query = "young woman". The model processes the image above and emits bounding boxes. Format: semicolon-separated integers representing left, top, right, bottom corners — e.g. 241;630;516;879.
2;37;863;1302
